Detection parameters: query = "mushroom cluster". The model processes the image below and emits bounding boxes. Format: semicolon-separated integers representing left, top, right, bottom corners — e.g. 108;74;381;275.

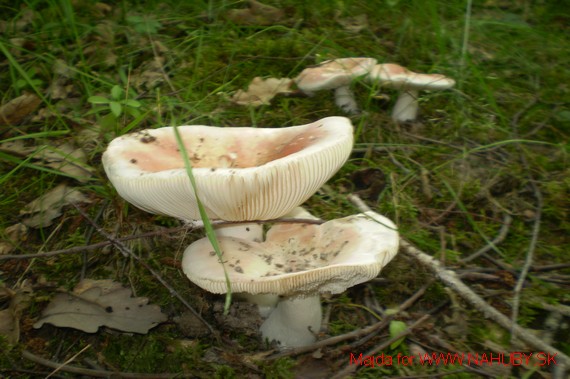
291;58;454;120
103;115;400;348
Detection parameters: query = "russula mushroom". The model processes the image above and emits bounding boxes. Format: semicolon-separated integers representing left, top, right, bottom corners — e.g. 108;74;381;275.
367;63;455;122
182;210;399;348
295;57;377;114
102;116;353;222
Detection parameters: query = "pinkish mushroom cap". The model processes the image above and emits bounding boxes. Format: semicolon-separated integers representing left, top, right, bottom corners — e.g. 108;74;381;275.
182;210;399;347
367;63;455;122
102;117;353;221
295;58;378;114
295;57;377;93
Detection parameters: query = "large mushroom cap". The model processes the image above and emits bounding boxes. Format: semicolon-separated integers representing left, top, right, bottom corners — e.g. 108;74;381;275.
367;63;456;90
182;211;399;296
103;117;353;221
295;57;377;93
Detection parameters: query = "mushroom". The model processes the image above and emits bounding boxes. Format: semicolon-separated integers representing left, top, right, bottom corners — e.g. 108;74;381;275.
367;63;455;122
182;210;399;348
295;57;377;114
102;116;354;222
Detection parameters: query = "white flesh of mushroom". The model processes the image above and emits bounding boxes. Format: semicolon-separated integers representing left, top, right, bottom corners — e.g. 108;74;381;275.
259;295;321;347
392;89;420;122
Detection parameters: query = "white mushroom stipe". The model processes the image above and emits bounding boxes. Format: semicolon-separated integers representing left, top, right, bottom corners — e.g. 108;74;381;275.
102;117;353;221
392;89;420;122
334;86;359;114
259;295;321;348
239;293;279;318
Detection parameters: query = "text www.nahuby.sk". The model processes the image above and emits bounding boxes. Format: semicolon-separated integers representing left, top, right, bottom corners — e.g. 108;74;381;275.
349;352;558;367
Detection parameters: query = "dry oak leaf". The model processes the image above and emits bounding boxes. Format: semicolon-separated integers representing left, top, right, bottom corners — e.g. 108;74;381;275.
225;0;285;25
0;283;32;345
20;184;91;228
232;77;294;106
0;93;41;125
34;279;167;334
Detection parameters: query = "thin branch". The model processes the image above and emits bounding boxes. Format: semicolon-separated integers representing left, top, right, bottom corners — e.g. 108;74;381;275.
461;213;513;262
22;350;190;378
400;238;569;367
509;95;543;344
0;218;323;261
347;194;570;369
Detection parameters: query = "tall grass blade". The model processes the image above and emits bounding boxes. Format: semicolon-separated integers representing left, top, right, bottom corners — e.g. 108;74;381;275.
172;126;233;314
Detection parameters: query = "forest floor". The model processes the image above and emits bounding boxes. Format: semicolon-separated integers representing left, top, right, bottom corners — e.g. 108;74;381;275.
0;1;569;378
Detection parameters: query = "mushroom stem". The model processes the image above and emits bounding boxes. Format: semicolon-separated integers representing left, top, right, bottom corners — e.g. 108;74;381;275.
259;295;322;348
392;89;419;122
239;293;279;318
334;86;359;114
213;222;263;242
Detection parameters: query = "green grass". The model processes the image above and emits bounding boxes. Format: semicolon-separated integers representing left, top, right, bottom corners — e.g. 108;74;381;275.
1;0;569;377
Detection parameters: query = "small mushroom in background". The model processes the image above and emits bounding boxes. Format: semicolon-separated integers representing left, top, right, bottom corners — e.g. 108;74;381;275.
102;116;353;222
367;63;455;122
295;57;377;114
182;208;399;348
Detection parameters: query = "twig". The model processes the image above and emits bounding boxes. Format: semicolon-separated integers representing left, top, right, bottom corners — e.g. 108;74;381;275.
22;350;189;378
46;344;91;379
72;204;215;336
509;95;543;344
348;280;433;350
347;194;570;369
400;238;570;367
330;314;430;379
267;314;392;360
461;213;513;262
0;218;323;261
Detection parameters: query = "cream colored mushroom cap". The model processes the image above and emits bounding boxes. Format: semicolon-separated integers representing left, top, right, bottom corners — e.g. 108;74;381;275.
182;211;399;296
102;117;353;221
295;57;378;92
368;63;456;90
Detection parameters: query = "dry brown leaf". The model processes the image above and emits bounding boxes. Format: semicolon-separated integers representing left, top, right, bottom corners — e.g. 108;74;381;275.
0;283;32;345
20;184;91;228
132;56;166;90
336;14;369;34
0;93;41;125
0;223;28;255
0;140;94;182
34;279;167;334
225;0;285;25
232;77;293;106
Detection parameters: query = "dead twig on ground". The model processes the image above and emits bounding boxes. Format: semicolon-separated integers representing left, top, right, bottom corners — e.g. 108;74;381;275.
347;194;570;370
509;95;544;345
0;218;323;261
461;213;513;262
22;350;190;378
